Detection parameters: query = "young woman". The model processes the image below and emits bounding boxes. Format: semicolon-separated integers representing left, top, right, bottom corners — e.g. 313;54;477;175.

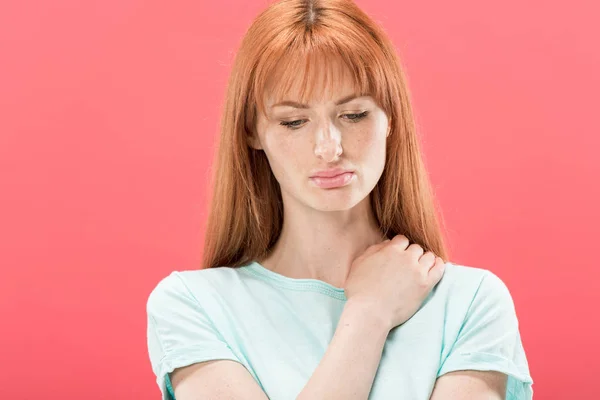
146;0;534;399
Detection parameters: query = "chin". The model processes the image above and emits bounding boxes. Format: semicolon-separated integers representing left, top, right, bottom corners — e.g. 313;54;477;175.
306;189;367;212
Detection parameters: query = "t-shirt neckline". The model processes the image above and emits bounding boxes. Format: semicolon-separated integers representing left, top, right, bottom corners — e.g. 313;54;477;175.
242;260;347;300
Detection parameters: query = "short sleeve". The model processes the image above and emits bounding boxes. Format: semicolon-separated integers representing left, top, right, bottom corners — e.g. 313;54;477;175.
146;271;241;400
437;270;534;399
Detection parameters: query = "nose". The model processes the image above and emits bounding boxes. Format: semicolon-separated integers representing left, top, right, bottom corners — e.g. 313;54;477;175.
314;120;343;162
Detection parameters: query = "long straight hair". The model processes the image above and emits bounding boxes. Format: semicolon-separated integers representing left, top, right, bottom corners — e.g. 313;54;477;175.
201;0;450;269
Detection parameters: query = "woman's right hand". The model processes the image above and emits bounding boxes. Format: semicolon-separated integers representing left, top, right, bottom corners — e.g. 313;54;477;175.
343;234;447;331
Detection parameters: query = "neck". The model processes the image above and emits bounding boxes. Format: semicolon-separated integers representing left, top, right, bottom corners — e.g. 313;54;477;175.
257;194;387;288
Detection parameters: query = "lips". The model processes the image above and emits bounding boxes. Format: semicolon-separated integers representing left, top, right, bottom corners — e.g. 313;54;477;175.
309;171;355;189
310;168;354;178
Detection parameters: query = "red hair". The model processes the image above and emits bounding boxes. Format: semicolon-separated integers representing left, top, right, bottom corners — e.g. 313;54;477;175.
201;0;450;269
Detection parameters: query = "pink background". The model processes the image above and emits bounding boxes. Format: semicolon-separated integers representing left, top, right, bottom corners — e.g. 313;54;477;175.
1;0;598;398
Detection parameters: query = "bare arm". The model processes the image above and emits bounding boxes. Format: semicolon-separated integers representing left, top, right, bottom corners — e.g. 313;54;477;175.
296;298;391;400
298;299;509;400
430;370;507;399
169;298;390;400
170;359;270;399
298;297;509;400
170;300;507;400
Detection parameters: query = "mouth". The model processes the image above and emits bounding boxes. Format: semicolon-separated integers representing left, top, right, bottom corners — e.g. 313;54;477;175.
309;171;355;189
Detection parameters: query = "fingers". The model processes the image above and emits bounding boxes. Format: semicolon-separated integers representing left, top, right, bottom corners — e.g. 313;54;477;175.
427;256;446;285
373;236;446;286
406;243;424;258
360;238;390;259
418;251;436;267
390;235;424;259
389;234;410;250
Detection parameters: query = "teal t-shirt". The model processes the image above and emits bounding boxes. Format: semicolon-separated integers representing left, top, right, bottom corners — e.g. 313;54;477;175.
146;261;533;399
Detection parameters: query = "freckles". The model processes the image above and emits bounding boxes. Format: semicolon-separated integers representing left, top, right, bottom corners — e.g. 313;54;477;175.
263;130;287;154
277;136;296;155
346;125;386;159
266;134;298;168
353;127;378;146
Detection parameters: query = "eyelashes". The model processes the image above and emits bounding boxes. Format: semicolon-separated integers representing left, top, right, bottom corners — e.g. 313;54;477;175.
279;111;369;130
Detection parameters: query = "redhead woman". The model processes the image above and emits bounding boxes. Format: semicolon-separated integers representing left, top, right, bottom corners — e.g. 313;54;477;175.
146;0;534;399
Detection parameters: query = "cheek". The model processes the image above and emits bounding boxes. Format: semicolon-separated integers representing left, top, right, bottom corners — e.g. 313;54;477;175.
349;122;387;157
264;133;294;161
262;133;305;180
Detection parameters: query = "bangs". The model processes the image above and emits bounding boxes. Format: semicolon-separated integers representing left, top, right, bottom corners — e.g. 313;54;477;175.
252;25;388;117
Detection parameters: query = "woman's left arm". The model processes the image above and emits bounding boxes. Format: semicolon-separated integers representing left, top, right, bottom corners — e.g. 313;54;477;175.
430;370;507;399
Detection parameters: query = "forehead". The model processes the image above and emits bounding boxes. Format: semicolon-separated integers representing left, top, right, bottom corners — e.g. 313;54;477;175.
261;54;364;110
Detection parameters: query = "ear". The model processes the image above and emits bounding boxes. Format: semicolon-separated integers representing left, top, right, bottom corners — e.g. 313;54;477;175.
246;130;263;150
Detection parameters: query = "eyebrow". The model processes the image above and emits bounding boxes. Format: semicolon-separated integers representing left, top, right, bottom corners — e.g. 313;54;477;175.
270;93;367;109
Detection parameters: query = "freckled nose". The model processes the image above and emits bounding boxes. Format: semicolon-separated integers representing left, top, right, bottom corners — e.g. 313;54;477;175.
314;123;343;161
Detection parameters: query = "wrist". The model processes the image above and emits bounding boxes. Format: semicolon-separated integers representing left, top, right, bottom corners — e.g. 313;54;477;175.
343;297;392;333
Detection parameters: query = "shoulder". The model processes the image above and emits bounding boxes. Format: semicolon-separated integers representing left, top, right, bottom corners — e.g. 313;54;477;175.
146;266;250;312
433;262;518;319
434;263;533;394
434;261;521;337
439;261;512;297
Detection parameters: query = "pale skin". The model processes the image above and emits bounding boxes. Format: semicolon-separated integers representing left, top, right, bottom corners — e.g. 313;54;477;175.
169;64;508;398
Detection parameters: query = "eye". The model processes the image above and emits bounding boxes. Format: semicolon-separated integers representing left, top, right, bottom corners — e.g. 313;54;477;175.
278;111;369;130
342;111;369;122
279;119;307;130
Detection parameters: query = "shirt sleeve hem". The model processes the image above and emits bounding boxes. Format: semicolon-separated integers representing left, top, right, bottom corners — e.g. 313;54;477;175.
156;349;243;400
437;351;533;400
